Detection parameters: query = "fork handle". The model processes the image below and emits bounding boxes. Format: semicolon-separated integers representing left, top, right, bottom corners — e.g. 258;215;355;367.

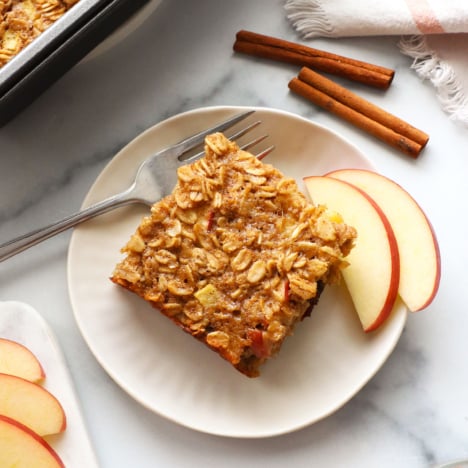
0;191;133;262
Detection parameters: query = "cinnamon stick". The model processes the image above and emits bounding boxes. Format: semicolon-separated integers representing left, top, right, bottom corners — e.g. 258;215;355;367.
299;67;429;148
234;30;394;90
289;68;429;158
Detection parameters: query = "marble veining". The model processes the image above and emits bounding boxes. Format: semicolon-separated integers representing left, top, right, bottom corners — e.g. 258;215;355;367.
0;0;467;467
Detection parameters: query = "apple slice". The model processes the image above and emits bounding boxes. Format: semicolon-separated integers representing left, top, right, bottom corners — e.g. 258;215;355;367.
0;338;45;382
304;175;400;332
327;168;440;311
0;415;64;468
0;373;66;436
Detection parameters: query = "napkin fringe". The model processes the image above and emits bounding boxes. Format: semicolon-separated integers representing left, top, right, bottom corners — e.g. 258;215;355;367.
400;36;468;126
284;0;334;38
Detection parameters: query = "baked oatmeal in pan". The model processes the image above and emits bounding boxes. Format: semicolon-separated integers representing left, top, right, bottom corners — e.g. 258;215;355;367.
111;132;356;377
0;0;80;67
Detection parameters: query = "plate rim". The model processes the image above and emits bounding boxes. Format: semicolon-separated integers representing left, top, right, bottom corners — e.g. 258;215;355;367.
67;105;408;438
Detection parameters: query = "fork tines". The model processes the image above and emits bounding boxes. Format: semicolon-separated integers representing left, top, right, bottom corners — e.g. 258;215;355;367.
182;112;273;162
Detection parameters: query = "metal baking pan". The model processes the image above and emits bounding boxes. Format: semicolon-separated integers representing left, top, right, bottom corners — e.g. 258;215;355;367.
0;0;150;127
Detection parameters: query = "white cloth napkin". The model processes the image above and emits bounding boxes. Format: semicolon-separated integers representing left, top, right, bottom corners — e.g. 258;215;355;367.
285;0;468;126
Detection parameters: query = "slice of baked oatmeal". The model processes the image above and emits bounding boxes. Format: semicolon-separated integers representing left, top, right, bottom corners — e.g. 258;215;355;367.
111;132;356;377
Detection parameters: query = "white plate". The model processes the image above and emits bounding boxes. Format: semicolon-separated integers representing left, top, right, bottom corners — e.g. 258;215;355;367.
0;301;99;467
67;106;408;438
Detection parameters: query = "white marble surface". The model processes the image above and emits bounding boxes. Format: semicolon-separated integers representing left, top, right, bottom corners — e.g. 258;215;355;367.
0;0;467;467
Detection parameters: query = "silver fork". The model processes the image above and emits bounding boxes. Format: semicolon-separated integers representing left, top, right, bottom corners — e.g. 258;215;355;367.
0;110;273;262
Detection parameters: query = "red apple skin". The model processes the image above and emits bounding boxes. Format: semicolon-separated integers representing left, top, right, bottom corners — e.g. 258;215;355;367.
327;168;441;311
348;182;400;332
304;175;400;332
0;414;65;468
0;338;46;382
0;373;67;435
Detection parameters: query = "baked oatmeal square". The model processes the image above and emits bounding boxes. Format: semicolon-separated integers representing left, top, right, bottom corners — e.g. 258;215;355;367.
111;132;356;377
